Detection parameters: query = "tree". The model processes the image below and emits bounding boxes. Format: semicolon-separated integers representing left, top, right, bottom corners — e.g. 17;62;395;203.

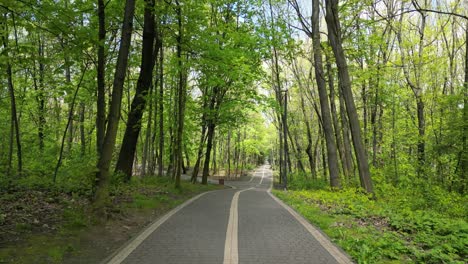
115;0;157;180
310;0;340;188
324;0;374;193
94;0;136;206
2;13;22;176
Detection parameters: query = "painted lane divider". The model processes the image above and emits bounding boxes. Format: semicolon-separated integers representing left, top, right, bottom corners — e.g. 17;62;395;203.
223;187;253;264
259;169;264;185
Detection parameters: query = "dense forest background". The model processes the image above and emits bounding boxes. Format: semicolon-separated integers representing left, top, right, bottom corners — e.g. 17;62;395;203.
1;0;466;197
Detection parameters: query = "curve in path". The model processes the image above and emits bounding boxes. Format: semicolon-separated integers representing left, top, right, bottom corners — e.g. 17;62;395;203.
104;165;353;264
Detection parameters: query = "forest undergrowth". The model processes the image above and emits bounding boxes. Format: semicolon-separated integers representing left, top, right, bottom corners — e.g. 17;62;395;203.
0;172;220;263
274;172;468;264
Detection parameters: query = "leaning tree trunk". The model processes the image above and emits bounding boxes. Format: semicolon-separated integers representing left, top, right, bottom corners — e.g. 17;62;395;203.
312;0;340;188
94;0;136;207
324;0;373;194
115;0;156;180
327;60;350;179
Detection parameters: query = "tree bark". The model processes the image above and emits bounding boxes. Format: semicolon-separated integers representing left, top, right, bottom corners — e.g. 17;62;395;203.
96;0;106;155
173;0;186;188
191;122;207;183
35;34;46;153
327;60;350;179
115;0;156;180
2;17;22;176
202;123;215;184
460;22;468;193
157;30;165;177
282;91;290;185
80;102;86;156
324;0;373;193
94;0;136;206
312;0;340;188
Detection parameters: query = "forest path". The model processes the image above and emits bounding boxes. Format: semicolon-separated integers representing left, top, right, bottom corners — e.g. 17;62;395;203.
104;165;352;264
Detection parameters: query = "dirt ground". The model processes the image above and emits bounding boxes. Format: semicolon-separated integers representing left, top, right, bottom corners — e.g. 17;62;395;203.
0;182;218;264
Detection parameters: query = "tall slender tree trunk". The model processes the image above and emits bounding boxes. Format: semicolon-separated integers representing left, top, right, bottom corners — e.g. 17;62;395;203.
173;0;186;188
2;17;22;176
157;31;164;177
312;0;340;188
37;34;46;152
115;0;156;180
96;0;106;155
339;84;355;180
94;0;136;207
227;130;231;177
282;91;290;185
234;129;240;177
142;85;153;176
79;102;86;156
327;60;349;179
64;47;73;154
325;0;373;193
202;123;215;184
460;22;468;193
191;122;207;183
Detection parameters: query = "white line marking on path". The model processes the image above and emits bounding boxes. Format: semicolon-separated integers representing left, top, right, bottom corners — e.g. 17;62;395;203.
223;187;253;264
248;175;254;183
259;169;264;185
267;188;353;264
105;191;214;264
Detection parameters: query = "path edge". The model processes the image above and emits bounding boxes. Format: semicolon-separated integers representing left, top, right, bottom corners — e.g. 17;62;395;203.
101;189;218;264
267;189;355;264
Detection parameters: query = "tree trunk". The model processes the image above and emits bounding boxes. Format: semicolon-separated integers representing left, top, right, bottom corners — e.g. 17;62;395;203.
36;34;46;152
325;0;373;193
94;0;136;206
191;123;207;183
202;123;215;184
327;60;349;179
312;0;340;188
157;30;164;177
65;54;73;154
282;91;290;186
173;0;185;189
227;129;231;177
459;22;468;193
96;0;106;155
339;84;355;180
115;0;156;180
80;102;86;156
142;85;153;176
2;18;22;176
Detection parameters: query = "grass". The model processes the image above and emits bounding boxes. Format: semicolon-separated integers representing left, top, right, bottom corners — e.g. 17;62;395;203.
0;176;221;264
272;174;468;264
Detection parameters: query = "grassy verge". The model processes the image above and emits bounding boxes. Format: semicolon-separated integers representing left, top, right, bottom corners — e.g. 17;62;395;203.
273;179;467;263
0;177;221;264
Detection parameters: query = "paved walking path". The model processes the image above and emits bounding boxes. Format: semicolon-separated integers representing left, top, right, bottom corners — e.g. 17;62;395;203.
105;165;353;264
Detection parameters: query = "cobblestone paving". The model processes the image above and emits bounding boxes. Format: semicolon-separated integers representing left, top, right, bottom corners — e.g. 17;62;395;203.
113;166;350;264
